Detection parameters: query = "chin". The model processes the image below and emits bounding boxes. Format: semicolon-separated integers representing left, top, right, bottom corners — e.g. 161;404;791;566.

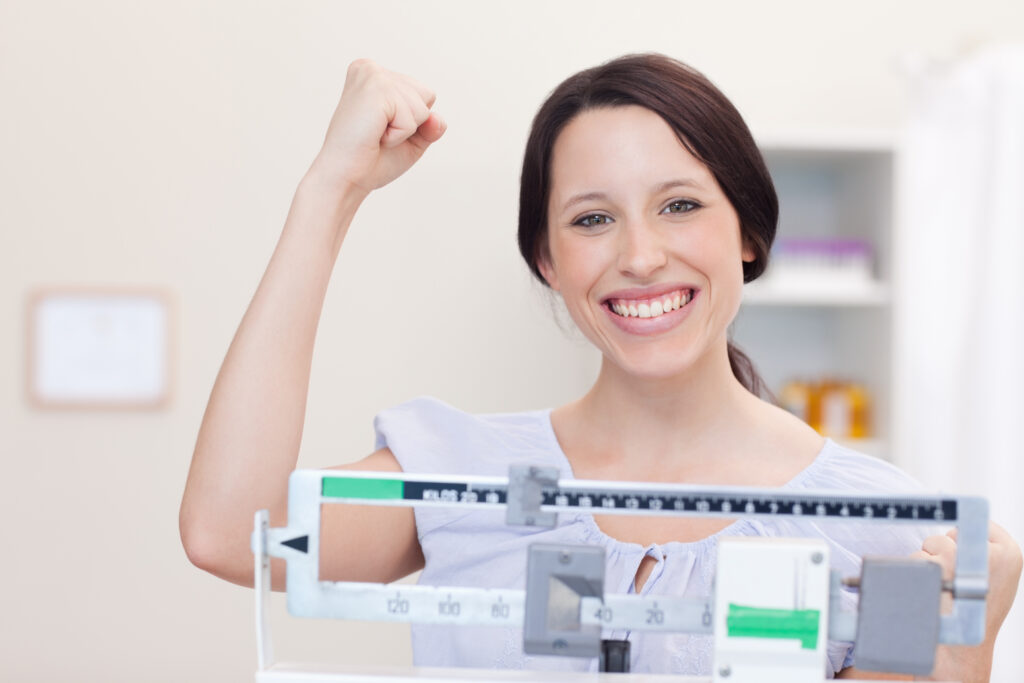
608;348;703;383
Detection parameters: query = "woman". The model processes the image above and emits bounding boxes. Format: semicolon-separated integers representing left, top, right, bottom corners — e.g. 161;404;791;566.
180;54;1021;680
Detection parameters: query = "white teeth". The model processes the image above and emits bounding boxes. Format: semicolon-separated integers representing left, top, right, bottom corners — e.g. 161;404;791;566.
610;289;692;319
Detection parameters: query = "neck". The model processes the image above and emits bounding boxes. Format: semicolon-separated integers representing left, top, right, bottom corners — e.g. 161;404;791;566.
568;340;759;473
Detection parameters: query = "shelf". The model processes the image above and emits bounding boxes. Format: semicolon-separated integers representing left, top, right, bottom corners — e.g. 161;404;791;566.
735;134;897;461
742;281;890;307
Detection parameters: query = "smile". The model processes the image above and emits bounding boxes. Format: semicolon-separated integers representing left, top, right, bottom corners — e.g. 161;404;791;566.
606;289;694;319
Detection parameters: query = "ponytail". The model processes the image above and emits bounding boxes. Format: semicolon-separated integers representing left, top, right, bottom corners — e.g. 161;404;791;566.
727;341;773;401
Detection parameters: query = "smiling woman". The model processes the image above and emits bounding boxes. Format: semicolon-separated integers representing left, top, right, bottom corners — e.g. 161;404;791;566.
179;54;1021;681
518;54;777;397
537;105;752;383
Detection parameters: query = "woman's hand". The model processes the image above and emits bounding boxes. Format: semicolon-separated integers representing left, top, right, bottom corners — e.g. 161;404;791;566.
309;59;447;196
913;522;1023;682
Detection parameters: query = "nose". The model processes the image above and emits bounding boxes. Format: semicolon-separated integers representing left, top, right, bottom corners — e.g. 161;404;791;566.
616;219;668;279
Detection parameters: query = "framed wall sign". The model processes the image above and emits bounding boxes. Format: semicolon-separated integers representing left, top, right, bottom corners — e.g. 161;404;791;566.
26;288;173;410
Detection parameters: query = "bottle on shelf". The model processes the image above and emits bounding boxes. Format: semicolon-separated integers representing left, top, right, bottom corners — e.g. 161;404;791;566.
779;377;870;440
779;379;814;425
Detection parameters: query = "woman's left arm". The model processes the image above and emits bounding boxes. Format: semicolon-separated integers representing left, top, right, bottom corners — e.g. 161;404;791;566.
838;523;1021;682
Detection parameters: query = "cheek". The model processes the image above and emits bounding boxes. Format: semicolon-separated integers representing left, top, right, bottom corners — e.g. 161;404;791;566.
689;230;743;274
690;217;748;275
547;238;602;295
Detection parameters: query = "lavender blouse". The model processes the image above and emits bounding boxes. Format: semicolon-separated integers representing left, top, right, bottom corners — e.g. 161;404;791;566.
373;396;935;677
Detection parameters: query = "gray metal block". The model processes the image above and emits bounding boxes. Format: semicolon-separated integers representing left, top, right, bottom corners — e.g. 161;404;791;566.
506;465;559;528
523;543;605;658
855;557;942;675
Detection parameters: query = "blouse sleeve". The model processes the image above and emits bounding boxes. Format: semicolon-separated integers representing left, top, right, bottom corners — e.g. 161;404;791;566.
373;396;480;538
373;396;563;538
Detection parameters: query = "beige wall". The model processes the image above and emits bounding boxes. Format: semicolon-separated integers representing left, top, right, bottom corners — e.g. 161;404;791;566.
2;1;1022;680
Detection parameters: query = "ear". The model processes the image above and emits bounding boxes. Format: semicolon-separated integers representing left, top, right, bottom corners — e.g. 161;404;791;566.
741;241;756;264
536;249;560;292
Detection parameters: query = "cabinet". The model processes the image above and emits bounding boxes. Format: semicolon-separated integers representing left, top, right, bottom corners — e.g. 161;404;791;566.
734;131;897;458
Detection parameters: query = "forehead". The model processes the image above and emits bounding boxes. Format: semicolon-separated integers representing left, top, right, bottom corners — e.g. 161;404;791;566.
548;105;716;207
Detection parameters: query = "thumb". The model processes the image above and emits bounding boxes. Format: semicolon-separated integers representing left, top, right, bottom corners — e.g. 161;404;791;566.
406;112;447;150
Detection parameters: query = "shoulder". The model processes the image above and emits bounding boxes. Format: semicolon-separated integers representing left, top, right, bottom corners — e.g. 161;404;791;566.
777;440;938;571
373;396;551;448
798;440;930;494
373;396;561;475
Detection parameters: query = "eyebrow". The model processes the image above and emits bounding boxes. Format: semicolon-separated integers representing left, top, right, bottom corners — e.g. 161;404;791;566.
560;179;704;213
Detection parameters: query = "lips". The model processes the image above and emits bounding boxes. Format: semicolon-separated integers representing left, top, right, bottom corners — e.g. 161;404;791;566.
600;285;699;336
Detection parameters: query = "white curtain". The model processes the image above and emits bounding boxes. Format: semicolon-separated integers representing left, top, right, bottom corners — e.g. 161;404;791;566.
895;44;1024;682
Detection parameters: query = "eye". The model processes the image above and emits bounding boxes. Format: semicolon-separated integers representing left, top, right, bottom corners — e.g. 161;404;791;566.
573;213;613;228
662;199;700;214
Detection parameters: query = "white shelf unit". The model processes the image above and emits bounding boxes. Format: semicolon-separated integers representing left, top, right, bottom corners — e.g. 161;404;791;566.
734;133;896;458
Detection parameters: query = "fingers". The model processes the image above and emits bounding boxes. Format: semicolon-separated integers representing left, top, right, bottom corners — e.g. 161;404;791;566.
914;522;1021;632
923;523;1021;574
339;59;440;147
949;521;1015;545
919;533;957;581
923;533;957;556
381;85;435;148
396;72;437;109
407;112;447;149
350;61;436;150
318;59;444;192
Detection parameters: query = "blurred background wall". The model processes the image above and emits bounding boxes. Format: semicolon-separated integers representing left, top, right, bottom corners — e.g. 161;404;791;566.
2;1;1022;680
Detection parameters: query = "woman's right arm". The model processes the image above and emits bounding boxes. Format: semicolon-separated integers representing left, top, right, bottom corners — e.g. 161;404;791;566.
179;60;446;589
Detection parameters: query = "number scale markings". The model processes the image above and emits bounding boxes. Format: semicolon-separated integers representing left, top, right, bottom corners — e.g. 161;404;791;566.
319;471;958;523
315;582;525;626
307;581;712;632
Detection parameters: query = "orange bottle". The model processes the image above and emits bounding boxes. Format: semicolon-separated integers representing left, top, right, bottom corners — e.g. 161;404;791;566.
815;379;871;440
847;382;871;439
779;379;813;426
817;378;849;438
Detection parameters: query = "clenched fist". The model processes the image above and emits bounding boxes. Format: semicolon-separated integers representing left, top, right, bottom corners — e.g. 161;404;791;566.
311;59;446;195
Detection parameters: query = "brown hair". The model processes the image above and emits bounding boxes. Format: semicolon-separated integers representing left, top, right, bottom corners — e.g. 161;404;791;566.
517;53;776;398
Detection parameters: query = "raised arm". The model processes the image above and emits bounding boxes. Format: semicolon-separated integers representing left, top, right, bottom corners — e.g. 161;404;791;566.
179;60;446;588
